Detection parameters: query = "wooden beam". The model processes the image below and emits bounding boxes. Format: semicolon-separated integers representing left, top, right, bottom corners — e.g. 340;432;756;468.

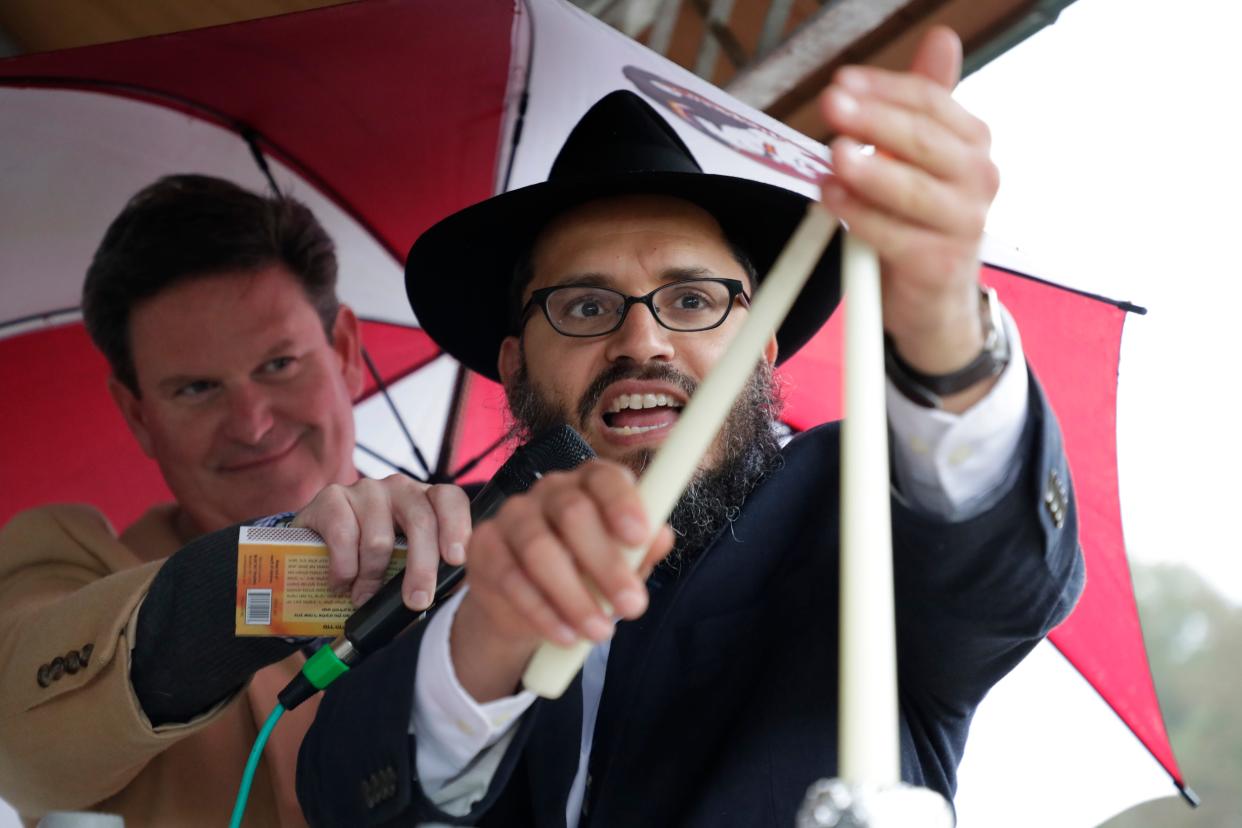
725;0;915;110
0;0;353;54
730;0;1061;143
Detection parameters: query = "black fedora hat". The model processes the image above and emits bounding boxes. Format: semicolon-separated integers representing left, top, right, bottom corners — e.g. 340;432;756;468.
405;90;840;381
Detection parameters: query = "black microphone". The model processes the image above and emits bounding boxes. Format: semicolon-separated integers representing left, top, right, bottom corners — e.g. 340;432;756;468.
278;423;595;710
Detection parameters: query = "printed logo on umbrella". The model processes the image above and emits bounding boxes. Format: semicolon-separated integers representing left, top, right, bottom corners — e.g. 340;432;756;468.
623;65;830;184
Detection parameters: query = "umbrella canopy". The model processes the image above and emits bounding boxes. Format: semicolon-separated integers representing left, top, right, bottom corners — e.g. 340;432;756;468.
0;0;520;528
0;0;1189;824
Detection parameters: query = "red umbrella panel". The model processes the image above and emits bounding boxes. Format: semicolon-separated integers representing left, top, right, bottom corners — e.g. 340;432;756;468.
0;0;520;528
0;0;1188;824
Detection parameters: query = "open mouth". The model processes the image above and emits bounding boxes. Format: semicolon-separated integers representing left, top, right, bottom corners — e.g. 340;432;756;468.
601;391;686;436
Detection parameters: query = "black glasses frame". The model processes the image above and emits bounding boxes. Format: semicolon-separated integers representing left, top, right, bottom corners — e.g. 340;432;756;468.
521;278;751;338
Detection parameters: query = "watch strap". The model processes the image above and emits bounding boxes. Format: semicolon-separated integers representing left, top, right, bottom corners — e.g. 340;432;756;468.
885;286;1010;408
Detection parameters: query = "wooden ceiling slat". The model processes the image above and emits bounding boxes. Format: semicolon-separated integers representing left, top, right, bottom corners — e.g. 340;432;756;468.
774;0;1046;140
725;0;915;111
0;0;1076;145
0;0;353;54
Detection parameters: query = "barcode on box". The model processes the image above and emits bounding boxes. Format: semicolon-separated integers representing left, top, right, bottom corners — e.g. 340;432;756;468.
245;588;273;626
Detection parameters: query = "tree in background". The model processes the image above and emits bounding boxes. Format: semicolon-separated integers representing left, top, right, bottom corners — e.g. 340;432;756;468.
1103;562;1242;827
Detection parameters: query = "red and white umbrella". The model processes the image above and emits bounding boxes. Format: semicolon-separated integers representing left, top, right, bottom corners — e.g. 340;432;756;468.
0;1;1192;824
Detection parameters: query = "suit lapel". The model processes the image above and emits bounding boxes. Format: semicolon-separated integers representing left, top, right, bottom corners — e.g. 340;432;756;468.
524;673;583;827
582;565;684;822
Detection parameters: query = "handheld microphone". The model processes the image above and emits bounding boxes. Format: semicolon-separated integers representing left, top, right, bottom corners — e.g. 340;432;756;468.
278;424;595;710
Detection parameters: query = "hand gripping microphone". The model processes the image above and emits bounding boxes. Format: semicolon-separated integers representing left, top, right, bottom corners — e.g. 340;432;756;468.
278;423;595;710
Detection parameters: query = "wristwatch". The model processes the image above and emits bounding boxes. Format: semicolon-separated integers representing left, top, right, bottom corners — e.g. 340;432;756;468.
884;285;1010;409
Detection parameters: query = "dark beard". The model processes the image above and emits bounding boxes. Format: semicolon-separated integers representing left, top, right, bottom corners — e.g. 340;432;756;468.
505;350;784;563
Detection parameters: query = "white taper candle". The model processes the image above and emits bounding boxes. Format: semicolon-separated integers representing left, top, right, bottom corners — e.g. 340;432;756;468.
838;233;899;786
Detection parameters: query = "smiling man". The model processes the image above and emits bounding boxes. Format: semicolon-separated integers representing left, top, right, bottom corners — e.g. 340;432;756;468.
0;175;467;826
114;260;362;540
298;28;1085;828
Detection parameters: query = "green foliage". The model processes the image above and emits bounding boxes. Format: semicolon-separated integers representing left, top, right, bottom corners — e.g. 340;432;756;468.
1101;563;1242;827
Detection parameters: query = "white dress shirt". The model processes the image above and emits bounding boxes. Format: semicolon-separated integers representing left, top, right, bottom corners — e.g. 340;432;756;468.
411;306;1030;825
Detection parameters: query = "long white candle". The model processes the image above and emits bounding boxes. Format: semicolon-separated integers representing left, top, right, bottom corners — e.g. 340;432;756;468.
522;203;839;698
838;233;899;786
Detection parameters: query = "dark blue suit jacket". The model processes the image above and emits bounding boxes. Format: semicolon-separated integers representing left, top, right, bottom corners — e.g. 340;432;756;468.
297;377;1083;826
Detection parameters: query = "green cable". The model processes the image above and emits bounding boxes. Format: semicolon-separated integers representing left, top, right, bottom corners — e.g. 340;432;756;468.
229;647;351;826
230;646;352;825
229;703;285;828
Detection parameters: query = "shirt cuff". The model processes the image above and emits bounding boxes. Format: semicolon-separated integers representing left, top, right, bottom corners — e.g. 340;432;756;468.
251;512;296;528
410;587;537;792
887;303;1030;520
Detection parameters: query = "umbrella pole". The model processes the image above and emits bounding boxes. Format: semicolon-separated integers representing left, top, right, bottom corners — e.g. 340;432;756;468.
436;364;472;482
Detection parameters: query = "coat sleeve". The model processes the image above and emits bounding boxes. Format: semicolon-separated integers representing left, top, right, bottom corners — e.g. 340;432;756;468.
889;372;1086;792
297;610;539;827
0;505;232;814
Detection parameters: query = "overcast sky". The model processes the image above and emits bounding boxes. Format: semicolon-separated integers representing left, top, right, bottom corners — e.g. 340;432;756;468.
956;0;1242;604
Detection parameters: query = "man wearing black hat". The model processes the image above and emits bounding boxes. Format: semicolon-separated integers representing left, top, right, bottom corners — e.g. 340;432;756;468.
298;27;1082;827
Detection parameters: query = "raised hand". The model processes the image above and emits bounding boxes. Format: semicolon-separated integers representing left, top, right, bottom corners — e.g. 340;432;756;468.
292;475;471;609
451;460;675;702
819;25;1001;392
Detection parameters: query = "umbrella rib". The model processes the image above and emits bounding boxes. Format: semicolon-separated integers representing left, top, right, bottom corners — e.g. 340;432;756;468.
361;346;432;479
986;264;1148;314
0;76;405;264
450;430;515;482
432;365;471;482
241;129;282;197
353;348;444;406
354;441;425;482
0;306;82;336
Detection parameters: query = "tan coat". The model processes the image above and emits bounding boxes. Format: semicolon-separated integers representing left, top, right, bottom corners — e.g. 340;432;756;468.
0;504;321;827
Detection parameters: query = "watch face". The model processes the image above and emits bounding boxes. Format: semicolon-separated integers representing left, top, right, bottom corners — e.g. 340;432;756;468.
981;285;1008;355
